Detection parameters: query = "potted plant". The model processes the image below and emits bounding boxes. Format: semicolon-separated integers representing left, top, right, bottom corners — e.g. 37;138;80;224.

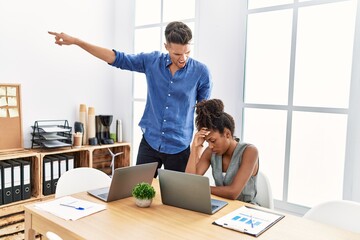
132;182;156;207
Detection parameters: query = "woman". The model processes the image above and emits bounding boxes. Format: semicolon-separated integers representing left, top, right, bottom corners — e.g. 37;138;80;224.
186;99;259;203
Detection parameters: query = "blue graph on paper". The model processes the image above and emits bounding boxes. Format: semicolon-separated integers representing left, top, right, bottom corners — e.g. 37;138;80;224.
231;214;262;227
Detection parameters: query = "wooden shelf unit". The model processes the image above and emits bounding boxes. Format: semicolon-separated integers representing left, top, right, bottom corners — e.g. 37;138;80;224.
0;142;130;239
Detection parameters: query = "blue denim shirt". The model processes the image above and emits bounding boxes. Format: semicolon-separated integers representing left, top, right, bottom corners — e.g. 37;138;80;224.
111;50;212;154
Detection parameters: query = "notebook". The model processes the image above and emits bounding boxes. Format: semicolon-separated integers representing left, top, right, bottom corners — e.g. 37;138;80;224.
158;169;228;214
88;162;157;202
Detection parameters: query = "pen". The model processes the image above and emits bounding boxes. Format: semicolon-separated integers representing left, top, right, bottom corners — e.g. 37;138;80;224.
251;215;254;228
60;203;85;210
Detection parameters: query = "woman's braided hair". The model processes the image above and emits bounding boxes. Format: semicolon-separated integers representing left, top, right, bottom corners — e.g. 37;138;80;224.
195;99;235;136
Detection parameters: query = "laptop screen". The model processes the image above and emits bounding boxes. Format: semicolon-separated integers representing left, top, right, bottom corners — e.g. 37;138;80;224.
158;169;227;214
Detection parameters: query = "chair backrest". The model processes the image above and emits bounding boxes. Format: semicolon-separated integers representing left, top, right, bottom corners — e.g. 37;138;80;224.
303;200;360;233
254;171;274;209
55;167;111;198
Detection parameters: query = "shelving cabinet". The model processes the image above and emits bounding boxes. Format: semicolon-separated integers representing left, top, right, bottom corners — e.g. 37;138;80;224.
0;142;130;239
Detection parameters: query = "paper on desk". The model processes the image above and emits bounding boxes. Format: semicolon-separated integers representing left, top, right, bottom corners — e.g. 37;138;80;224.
214;206;284;237
34;196;106;221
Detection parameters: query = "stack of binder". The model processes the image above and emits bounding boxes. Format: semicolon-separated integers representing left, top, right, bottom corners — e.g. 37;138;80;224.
0;159;32;205
43;154;75;196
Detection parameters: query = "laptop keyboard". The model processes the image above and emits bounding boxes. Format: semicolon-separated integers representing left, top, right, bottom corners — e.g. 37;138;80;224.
99;193;108;199
211;205;219;211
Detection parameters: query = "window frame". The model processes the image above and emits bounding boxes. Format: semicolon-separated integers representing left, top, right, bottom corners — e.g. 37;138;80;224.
241;0;360;215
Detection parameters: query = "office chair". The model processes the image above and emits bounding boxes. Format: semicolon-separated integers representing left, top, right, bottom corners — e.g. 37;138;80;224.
303;200;360;233
254;171;274;209
55;167;111;198
46;231;63;240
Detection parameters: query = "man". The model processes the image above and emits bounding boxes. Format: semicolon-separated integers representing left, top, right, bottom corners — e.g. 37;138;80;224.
48;21;212;176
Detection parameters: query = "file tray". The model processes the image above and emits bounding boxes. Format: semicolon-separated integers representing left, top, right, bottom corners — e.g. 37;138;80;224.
31;120;72;149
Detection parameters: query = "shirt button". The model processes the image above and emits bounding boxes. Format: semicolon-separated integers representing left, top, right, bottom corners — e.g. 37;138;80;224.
166;107;168;109
168;94;171;96
162;132;165;135
171;81;173;83
164;119;166;122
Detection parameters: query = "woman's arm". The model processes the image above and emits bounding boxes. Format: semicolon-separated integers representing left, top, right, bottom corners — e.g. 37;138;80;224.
185;128;211;175
211;144;259;200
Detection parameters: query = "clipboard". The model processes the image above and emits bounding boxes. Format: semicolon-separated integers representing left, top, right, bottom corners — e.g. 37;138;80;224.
213;205;285;237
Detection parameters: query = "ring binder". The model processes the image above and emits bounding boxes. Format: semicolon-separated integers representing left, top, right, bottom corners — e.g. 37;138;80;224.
48;155;60;194
14;159;32;200
43;156;53;196
5;160;22;202
0;163;3;205
0;161;13;204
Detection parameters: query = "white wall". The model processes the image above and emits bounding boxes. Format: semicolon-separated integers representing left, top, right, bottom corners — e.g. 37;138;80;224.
112;0;135;153
0;0;116;147
196;0;247;139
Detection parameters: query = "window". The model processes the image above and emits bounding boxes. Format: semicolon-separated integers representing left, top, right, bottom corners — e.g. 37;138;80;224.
133;0;196;161
243;0;357;213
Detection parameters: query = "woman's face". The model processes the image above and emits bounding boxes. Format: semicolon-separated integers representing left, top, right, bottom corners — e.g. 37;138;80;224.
204;129;231;155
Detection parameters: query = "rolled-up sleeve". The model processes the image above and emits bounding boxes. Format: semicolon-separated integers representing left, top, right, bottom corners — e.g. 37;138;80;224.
110;50;147;73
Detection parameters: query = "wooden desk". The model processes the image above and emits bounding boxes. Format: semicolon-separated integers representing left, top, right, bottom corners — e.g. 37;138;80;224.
24;180;360;240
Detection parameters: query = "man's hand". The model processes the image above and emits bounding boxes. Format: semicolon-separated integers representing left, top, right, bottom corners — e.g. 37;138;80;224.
48;31;77;46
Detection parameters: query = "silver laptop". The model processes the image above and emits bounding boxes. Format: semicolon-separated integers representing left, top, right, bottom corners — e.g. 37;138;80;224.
158;169;228;214
88;162;157;202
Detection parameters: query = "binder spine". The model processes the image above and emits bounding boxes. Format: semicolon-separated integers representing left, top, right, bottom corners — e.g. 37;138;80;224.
0;164;3;205
0;161;13;204
6;160;22;202
14;159;32;200
43;156;52;196
47;155;60;194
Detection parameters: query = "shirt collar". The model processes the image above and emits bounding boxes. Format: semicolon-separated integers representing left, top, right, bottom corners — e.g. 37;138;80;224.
165;54;172;68
165;54;190;70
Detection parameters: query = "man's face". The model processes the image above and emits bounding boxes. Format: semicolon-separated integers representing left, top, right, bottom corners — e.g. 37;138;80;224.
165;42;191;70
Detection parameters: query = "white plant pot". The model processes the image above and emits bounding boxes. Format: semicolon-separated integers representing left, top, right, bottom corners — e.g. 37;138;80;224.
135;198;153;208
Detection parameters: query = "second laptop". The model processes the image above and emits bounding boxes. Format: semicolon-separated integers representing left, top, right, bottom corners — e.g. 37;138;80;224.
88;162;157;202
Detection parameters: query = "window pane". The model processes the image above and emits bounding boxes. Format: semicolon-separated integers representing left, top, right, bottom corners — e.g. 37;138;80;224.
135;0;161;26
135;27;161;53
243;108;287;200
163;0;195;22
132;101;146;162
134;73;147;99
248;0;293;9
245;10;292;105
293;1;356;108
288;111;347;207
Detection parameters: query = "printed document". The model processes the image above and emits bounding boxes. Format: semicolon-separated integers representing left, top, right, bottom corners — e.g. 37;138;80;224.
213;206;284;237
34;196;106;221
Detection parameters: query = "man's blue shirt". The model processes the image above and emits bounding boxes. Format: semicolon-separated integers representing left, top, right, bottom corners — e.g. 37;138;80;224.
111;50;212;154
